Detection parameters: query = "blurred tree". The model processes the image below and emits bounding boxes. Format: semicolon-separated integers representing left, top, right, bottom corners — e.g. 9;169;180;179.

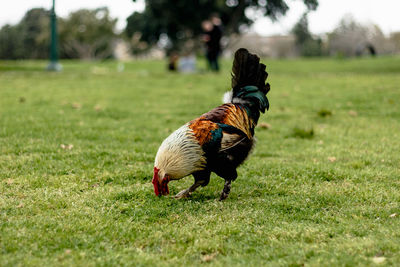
126;0;318;50
58;7;117;59
328;15;391;57
390;32;400;54
291;13;323;57
0;25;23;59
0;7;117;60
0;8;50;59
22;8;51;58
292;13;312;45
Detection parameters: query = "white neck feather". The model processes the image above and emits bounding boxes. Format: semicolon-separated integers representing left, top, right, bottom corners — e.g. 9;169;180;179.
155;124;206;180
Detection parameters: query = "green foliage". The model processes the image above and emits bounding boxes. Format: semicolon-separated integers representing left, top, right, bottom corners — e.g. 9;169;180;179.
126;0;319;49
292;12;324;57
300;38;324;57
0;7;117;60
0;25;23;59
1;56;400;265
0;8;50;59
58;7;117;59
292;13;312;45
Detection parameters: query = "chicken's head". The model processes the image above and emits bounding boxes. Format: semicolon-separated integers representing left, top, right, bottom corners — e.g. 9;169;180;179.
152;167;170;196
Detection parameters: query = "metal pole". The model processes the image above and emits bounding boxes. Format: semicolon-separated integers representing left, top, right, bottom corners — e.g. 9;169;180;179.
47;0;62;71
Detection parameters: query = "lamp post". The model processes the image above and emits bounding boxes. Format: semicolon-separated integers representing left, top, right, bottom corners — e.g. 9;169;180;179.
47;0;62;71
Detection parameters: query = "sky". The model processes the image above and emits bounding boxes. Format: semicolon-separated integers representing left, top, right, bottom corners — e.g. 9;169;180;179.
0;0;399;36
252;0;400;36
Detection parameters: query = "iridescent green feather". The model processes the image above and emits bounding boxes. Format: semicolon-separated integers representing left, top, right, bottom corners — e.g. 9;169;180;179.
235;86;269;113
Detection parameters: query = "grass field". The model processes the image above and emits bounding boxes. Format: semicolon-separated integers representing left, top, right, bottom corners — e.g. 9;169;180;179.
1;56;400;266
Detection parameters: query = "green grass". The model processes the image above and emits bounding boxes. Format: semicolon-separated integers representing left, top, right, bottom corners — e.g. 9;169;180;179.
1;56;400;266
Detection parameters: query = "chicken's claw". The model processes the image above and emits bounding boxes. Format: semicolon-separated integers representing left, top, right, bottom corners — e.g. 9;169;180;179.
174;189;191;199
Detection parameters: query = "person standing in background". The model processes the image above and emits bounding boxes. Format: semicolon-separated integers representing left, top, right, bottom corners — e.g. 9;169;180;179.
202;14;223;72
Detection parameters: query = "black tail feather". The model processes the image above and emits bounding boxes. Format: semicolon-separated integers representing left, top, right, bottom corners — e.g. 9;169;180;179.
231;48;270;96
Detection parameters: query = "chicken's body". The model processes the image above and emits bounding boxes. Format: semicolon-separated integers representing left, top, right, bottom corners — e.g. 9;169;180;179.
153;48;270;200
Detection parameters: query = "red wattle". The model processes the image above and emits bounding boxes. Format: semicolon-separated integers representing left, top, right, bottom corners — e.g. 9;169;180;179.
161;177;170;195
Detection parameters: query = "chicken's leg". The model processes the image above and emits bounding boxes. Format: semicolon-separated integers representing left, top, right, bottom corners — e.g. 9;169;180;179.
174;181;204;199
219;180;231;201
174;170;210;199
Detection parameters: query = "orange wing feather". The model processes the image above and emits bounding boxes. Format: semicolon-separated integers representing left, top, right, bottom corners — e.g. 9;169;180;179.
189;118;219;146
189;103;255;148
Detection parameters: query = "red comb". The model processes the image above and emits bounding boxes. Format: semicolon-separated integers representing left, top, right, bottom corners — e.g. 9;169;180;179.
152;167;160;196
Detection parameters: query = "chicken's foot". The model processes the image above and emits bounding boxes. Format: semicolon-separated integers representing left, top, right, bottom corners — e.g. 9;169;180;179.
174;181;203;199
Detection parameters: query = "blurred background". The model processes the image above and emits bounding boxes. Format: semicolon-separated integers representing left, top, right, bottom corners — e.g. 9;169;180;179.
0;0;399;62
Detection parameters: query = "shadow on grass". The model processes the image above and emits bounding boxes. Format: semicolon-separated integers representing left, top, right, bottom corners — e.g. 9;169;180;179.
289;126;314;139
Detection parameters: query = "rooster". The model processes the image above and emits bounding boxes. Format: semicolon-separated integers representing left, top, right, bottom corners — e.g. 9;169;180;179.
152;48;270;200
